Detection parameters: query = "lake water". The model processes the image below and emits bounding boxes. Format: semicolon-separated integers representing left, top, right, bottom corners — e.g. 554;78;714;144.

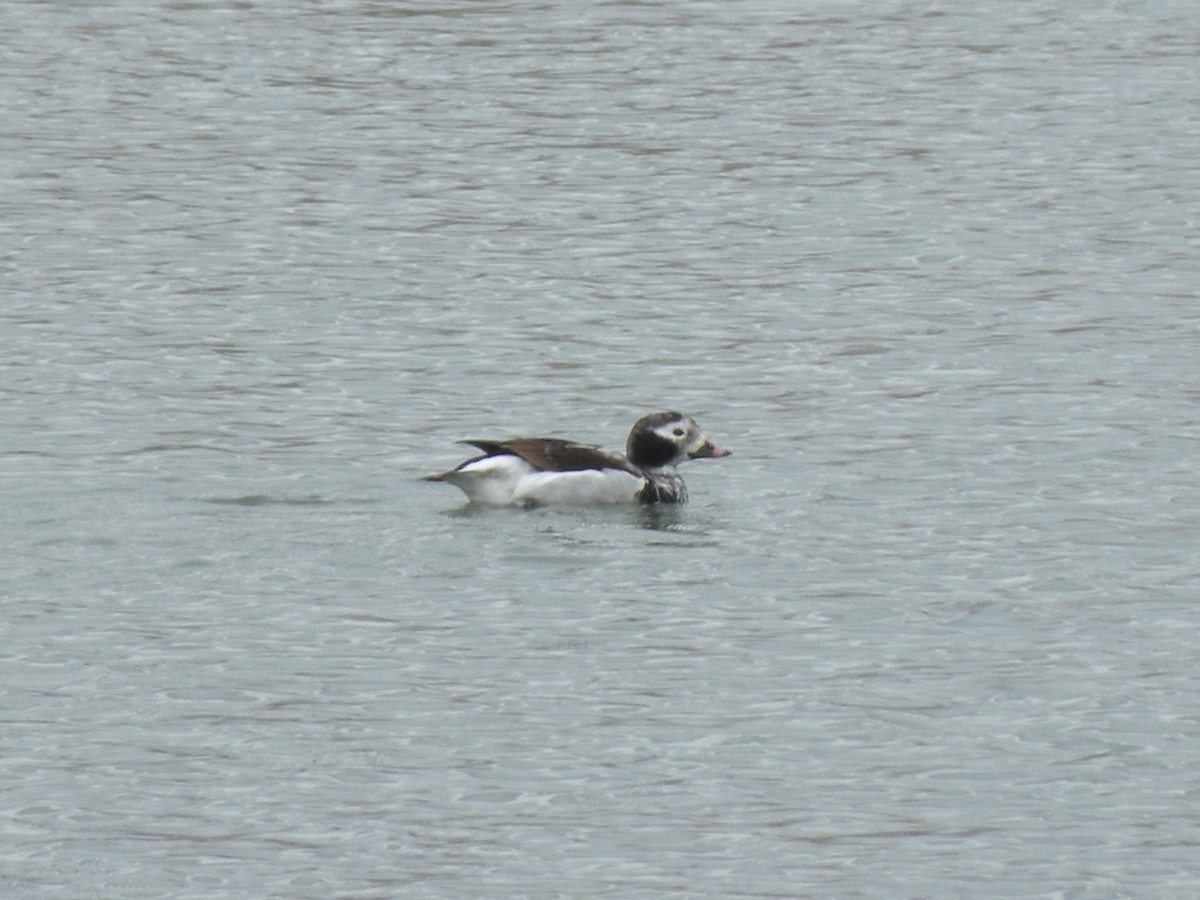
3;1;1199;896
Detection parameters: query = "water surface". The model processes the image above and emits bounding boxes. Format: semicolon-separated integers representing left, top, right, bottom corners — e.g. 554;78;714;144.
3;1;1199;896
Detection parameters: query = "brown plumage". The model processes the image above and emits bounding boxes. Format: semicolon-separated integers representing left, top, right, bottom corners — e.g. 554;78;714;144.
457;438;641;476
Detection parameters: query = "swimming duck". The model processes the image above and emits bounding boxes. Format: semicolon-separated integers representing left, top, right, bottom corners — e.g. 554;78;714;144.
423;411;730;506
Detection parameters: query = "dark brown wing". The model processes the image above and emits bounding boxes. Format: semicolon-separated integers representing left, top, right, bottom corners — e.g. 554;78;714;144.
461;438;639;475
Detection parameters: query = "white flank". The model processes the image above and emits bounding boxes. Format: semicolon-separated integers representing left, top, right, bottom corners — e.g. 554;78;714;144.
439;455;537;504
512;469;645;505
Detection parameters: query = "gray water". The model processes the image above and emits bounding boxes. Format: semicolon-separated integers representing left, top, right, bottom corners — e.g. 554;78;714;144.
3;1;1199;897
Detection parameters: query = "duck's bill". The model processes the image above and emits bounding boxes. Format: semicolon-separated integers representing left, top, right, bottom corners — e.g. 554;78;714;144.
688;441;731;459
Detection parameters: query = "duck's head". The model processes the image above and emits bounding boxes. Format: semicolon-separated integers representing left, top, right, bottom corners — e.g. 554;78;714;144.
626;411;731;470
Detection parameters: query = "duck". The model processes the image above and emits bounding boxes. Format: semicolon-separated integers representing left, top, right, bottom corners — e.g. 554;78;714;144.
423;411;730;506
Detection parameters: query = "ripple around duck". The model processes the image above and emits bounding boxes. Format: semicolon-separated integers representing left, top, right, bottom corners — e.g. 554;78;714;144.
201;494;336;507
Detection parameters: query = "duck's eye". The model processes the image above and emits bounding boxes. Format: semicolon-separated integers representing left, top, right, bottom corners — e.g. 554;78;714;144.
672;427;685;437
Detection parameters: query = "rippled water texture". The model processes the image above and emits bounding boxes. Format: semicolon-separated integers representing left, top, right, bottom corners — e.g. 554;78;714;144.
3;1;1199;896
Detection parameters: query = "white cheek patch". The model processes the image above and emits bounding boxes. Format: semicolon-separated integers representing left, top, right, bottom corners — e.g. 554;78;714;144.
657;425;684;440
655;422;697;449
512;469;644;505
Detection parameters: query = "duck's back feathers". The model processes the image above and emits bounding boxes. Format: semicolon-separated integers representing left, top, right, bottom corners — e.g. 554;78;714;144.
460;438;639;476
